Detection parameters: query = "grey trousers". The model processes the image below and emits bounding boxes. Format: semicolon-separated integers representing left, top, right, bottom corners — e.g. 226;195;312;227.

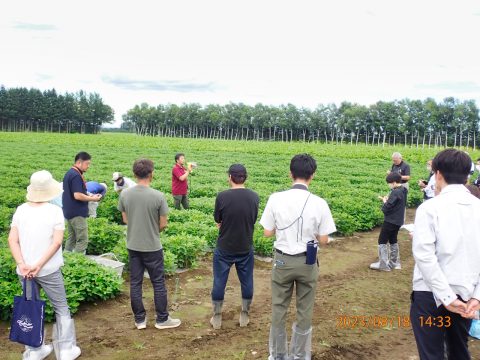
271;253;319;331
65;216;88;253
21;269;70;317
173;194;189;210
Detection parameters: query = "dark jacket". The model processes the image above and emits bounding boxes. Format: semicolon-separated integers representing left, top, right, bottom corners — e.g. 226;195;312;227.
382;186;407;226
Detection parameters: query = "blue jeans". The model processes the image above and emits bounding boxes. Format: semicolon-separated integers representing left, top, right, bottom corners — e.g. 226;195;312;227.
211;248;254;301
128;249;169;323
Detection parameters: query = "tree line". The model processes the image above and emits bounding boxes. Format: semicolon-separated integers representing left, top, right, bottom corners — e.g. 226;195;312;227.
0;86;114;133
122;98;480;148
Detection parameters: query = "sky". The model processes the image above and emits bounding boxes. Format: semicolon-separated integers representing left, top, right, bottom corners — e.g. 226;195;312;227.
1;0;480;126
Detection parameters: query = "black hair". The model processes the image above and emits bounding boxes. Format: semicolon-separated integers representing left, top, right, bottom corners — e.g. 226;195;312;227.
133;158;154;179
175;153;185;162
290;154;317;180
231;173;247;184
75;152;91;162
432;149;471;185
386;172;402;184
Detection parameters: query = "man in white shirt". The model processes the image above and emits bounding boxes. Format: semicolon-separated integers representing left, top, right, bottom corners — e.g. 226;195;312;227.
411;149;480;360
260;154;336;360
418;159;435;201
112;172;136;194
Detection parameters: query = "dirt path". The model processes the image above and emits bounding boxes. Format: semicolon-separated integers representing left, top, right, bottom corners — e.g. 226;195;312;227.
2;209;480;359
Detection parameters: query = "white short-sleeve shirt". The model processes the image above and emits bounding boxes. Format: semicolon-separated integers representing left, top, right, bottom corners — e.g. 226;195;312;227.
260;185;337;255
11;203;65;277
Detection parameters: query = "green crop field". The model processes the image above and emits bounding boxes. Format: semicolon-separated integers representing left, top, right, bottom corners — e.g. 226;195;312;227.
1;132;478;320
2;132;475;242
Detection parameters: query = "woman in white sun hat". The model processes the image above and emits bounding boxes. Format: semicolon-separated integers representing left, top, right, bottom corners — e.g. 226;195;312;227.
8;170;81;360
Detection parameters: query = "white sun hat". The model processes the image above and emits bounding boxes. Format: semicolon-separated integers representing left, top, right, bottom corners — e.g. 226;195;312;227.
26;170;63;203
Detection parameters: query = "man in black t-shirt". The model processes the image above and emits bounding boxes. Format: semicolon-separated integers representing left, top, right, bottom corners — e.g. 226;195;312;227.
388;152;411;190
210;164;259;330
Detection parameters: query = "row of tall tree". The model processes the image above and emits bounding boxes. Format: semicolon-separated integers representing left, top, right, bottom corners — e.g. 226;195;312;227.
0;86;114;133
122;98;480;148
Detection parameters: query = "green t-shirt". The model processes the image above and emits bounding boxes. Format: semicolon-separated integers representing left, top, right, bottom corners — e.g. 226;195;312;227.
118;185;169;252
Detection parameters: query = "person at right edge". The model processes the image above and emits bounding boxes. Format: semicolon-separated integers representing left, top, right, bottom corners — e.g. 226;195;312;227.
410;149;480;360
260;154;336;360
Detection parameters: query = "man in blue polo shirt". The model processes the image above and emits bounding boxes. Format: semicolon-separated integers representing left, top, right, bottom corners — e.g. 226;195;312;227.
62;152;101;253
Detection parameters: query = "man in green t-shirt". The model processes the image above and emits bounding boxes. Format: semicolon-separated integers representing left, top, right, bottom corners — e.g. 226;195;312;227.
118;158;181;330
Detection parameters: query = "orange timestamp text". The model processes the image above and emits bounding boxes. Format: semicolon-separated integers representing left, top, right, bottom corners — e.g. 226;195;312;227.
336;315;411;329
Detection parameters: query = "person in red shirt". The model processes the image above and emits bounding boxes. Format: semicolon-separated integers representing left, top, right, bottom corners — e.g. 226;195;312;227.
171;153;192;210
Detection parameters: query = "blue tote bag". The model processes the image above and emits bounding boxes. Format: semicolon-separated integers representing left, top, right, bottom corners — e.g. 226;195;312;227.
9;278;45;347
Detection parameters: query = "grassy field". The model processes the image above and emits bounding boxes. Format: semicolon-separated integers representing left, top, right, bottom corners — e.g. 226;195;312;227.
1;132;480;359
1;131;455;235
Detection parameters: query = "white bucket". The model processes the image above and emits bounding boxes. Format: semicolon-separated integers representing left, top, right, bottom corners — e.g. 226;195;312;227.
87;253;124;276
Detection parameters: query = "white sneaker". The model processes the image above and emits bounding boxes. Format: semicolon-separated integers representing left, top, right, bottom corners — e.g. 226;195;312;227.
155;317;181;329
135;319;147;330
23;344;53;360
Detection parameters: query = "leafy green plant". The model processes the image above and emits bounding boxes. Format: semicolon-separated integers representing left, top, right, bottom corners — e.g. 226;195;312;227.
0;232;8;249
164;222;218;249
0;206;15;234
55;252;123;321
253;228;274;256
0;248;21;321
96;194;124;224
0;132;463;269
163;249;177;275
86;218;126;255
0;249;123;322
162;234;207;269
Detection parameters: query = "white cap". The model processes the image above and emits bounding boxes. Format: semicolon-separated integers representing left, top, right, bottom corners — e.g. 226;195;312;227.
112;172;123;181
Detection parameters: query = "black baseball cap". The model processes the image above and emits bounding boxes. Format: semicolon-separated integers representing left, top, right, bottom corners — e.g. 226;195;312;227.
228;164;247;177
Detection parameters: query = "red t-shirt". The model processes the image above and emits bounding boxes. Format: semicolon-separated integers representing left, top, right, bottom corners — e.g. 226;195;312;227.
172;164;188;195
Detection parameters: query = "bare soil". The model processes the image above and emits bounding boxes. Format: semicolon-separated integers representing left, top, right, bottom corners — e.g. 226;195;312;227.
2;209;479;359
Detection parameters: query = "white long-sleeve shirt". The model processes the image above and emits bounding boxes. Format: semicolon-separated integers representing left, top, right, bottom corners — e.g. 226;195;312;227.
424;174;436;199
412;184;480;307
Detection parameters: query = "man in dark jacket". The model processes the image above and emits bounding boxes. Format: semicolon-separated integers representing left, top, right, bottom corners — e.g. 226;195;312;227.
370;172;407;271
